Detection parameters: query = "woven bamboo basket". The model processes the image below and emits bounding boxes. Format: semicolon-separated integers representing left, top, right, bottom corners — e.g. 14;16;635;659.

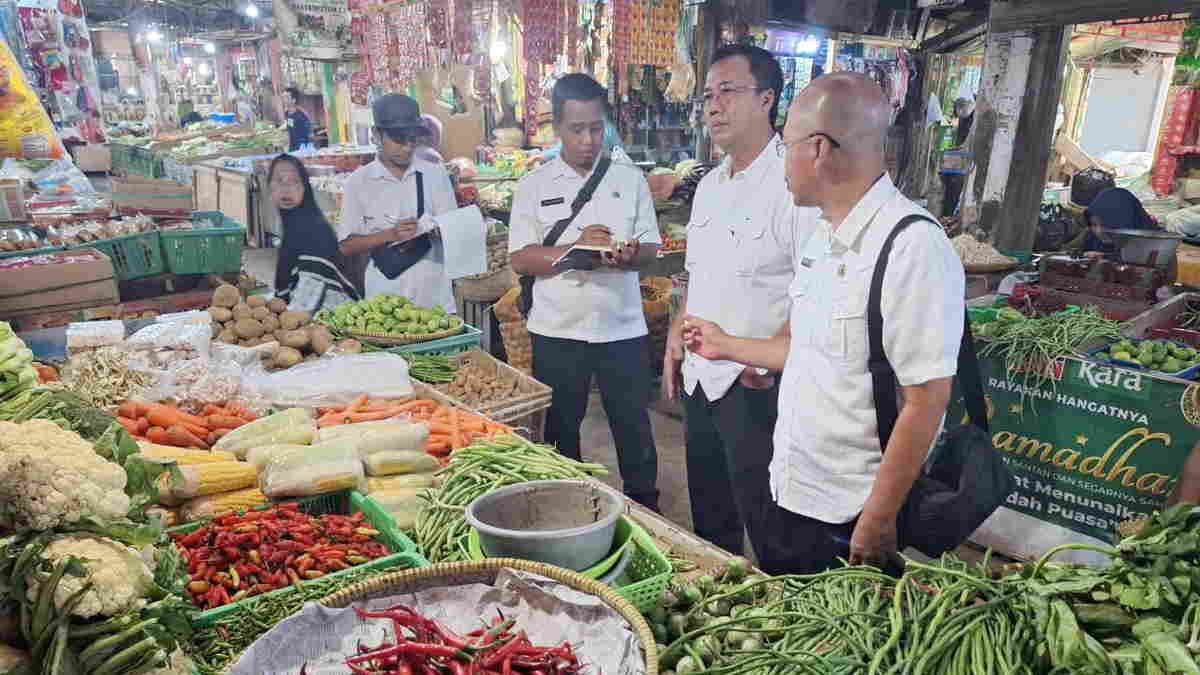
455;266;516;302
349;323;466;346
319;558;659;674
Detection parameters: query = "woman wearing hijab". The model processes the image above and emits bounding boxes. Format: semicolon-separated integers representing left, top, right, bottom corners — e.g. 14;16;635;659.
1079;187;1158;259
269;154;359;312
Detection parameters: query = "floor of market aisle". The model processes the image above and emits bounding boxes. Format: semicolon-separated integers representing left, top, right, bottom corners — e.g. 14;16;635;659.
242;248;699;532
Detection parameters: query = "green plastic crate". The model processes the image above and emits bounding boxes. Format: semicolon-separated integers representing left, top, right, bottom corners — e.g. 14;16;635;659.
610;519;671;614
170;490;426;627
74;230;165;280
129;147;165;179
384;324;483;356
0;245;63;260
109;144;138;176
160;211;246;275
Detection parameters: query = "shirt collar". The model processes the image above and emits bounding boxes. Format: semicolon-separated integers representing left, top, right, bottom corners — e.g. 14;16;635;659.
549;153;604;182
365;156;433;182
830;173;898;249
718;134;782;184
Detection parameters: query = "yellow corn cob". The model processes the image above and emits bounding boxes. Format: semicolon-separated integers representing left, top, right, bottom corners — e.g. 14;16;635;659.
144;505;180;527
367;473;437;493
137;442;238;465
170;461;258;499
180;487;269;523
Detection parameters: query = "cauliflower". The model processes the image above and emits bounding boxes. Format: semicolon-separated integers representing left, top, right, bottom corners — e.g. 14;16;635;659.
25;536;154;618
0;419;130;531
147;648;194;675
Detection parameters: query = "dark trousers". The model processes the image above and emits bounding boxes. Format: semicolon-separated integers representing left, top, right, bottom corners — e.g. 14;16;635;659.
942;172;966;217
531;333;659;508
683;381;777;557
756;502;858;575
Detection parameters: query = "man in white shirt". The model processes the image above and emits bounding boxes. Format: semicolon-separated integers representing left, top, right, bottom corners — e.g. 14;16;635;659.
683;73;965;573
338;94;459;311
509;74;662;509
662;44;813;557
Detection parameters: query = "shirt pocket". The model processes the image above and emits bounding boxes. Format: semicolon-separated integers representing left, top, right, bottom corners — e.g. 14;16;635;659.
593;193;638;239
787;268;814;346
536;202;574;243
824;264;872;364
735;223;769;277
683;217;713;272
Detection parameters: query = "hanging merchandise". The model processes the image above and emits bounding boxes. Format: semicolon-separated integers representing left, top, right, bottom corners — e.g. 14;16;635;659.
521;0;561;139
275;0;352;60
427;0;449;50
389;2;430;90
368;12;389;87
452;0;473;58
627;0;678;68
610;0;630;72
0;36;65;158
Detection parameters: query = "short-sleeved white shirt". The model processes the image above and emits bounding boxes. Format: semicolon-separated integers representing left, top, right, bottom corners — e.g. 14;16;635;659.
772;174;965;524
338;158;459;312
682;135;818;401
508;155;662;343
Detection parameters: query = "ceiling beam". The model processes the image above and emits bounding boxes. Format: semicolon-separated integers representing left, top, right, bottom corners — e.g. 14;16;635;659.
921;9;988;52
990;0;1199;33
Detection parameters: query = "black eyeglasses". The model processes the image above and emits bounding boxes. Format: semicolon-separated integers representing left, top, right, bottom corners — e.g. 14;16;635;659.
777;132;842;157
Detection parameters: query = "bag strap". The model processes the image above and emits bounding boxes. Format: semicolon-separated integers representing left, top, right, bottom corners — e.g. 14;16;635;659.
415;171;424;218
541;155;612;247
867;214;989;453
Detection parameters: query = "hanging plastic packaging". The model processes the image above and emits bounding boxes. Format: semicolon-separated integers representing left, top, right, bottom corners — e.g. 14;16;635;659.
0;38;65;159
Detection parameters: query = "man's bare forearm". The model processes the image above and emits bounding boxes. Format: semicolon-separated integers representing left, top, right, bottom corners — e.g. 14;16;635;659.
510;245;573;277
713;334;790;372
339;231;393;256
860;379;952;523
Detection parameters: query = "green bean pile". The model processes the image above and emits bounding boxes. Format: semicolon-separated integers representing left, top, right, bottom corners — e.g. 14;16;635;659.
413;435;608;562
658;555;1042;675
180;563;415;675
403;353;458;383
977;306;1124;408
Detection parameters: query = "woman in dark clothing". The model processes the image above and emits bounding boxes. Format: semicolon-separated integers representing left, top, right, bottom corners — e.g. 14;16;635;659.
269;154;358;312
1080;187;1158;259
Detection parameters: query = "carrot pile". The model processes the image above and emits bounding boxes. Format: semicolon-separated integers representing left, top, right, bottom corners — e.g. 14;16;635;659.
316;395;512;458
116;400;259;449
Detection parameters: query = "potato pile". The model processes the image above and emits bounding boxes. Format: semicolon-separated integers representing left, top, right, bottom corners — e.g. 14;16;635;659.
207;285;360;370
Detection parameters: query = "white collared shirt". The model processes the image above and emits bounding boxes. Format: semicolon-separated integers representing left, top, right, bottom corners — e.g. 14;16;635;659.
682;135;818;401
773;174;965;523
337;158;459;312
508;155;662;343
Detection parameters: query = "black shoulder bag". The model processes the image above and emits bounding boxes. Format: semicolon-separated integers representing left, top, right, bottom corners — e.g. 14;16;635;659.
868;214;1015;557
517;156;612;317
371;171;431;280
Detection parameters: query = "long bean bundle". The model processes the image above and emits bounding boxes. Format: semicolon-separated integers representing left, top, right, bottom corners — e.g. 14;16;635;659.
413;434;608;562
659;555;1042;675
977;306;1124;408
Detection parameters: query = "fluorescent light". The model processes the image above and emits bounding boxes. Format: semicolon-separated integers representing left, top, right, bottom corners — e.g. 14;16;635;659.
490;40;507;62
126;87;137;95
184;57;193;65
198;63;210;75
244;4;259;18
204;42;216;54
147;29;163;42
798;36;820;54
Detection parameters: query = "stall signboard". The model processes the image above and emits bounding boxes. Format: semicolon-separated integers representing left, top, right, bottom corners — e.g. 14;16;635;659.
948;354;1198;563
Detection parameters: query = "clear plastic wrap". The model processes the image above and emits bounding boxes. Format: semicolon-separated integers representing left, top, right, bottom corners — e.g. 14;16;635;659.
361;449;440;477
366;473;438;493
314;419;429;458
259;438;364;498
125;321;212;367
368;487;424;529
155;310;212;326
65;320;125;353
245;443;309;471
242;353;414;409
214;408;316;459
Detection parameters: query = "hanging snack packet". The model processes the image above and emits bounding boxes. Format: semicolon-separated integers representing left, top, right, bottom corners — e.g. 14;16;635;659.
0;39;65;159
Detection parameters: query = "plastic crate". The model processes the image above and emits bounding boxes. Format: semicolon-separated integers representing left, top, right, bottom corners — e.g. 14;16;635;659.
160;211;246;275
109;144;138;176
170;490;426;627
73;230;165;280
127;147;164;179
0;245;63;260
384;324;483;356
1087;339;1200;381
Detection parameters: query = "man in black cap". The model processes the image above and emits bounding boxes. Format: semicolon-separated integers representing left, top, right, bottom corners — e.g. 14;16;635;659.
337;94;458;308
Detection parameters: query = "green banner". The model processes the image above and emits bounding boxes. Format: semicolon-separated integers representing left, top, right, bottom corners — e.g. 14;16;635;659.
948;354;1200;542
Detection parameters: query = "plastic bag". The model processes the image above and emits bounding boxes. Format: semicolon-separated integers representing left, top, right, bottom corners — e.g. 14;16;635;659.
362;449;440;477
214;408;316;459
315;420;429;457
1165;204;1200;239
366;473;438;493
242;353;414;409
369;487;424;530
0;39;65;159
125;321;212;365
246;443;309;471
156;310;212;326
259;438;364;498
31;158;92;194
65;320;125;353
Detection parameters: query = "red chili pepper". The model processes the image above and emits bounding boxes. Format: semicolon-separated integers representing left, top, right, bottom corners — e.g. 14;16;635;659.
501;657;512;675
180;528;208;547
483;632;527;668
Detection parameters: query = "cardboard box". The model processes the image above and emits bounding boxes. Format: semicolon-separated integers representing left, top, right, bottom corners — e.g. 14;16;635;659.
0;248;119;317
0;178;25;222
111;176;194;218
72;144;112;172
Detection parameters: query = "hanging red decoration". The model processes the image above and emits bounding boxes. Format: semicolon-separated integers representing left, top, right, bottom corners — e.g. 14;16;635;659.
428;0;450;50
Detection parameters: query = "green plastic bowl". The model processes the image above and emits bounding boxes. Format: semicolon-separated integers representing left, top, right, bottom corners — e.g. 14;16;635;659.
467;515;635;579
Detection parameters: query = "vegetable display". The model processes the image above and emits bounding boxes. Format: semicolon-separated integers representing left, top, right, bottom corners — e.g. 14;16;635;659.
318;294;462;338
116;400;258;449
170;502;390;611
403;353;457;384
432;359;524;409
337;604;581;675
1094;337;1200;375
52;347;156;409
413;435;607;562
209;284;350;368
0;322;36;399
316;396;511;458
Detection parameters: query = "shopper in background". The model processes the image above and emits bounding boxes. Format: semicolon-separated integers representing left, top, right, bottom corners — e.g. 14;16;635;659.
236;95;255;126
180;100;203;128
283;87;311;152
337;94;458;310
509;73;662;510
683;73;964;574
953;97;974;147
662;44;814;557
269;154;359;312
416;113;445;165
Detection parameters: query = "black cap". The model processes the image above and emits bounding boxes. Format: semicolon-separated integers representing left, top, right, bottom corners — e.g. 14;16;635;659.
372;94;423;130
